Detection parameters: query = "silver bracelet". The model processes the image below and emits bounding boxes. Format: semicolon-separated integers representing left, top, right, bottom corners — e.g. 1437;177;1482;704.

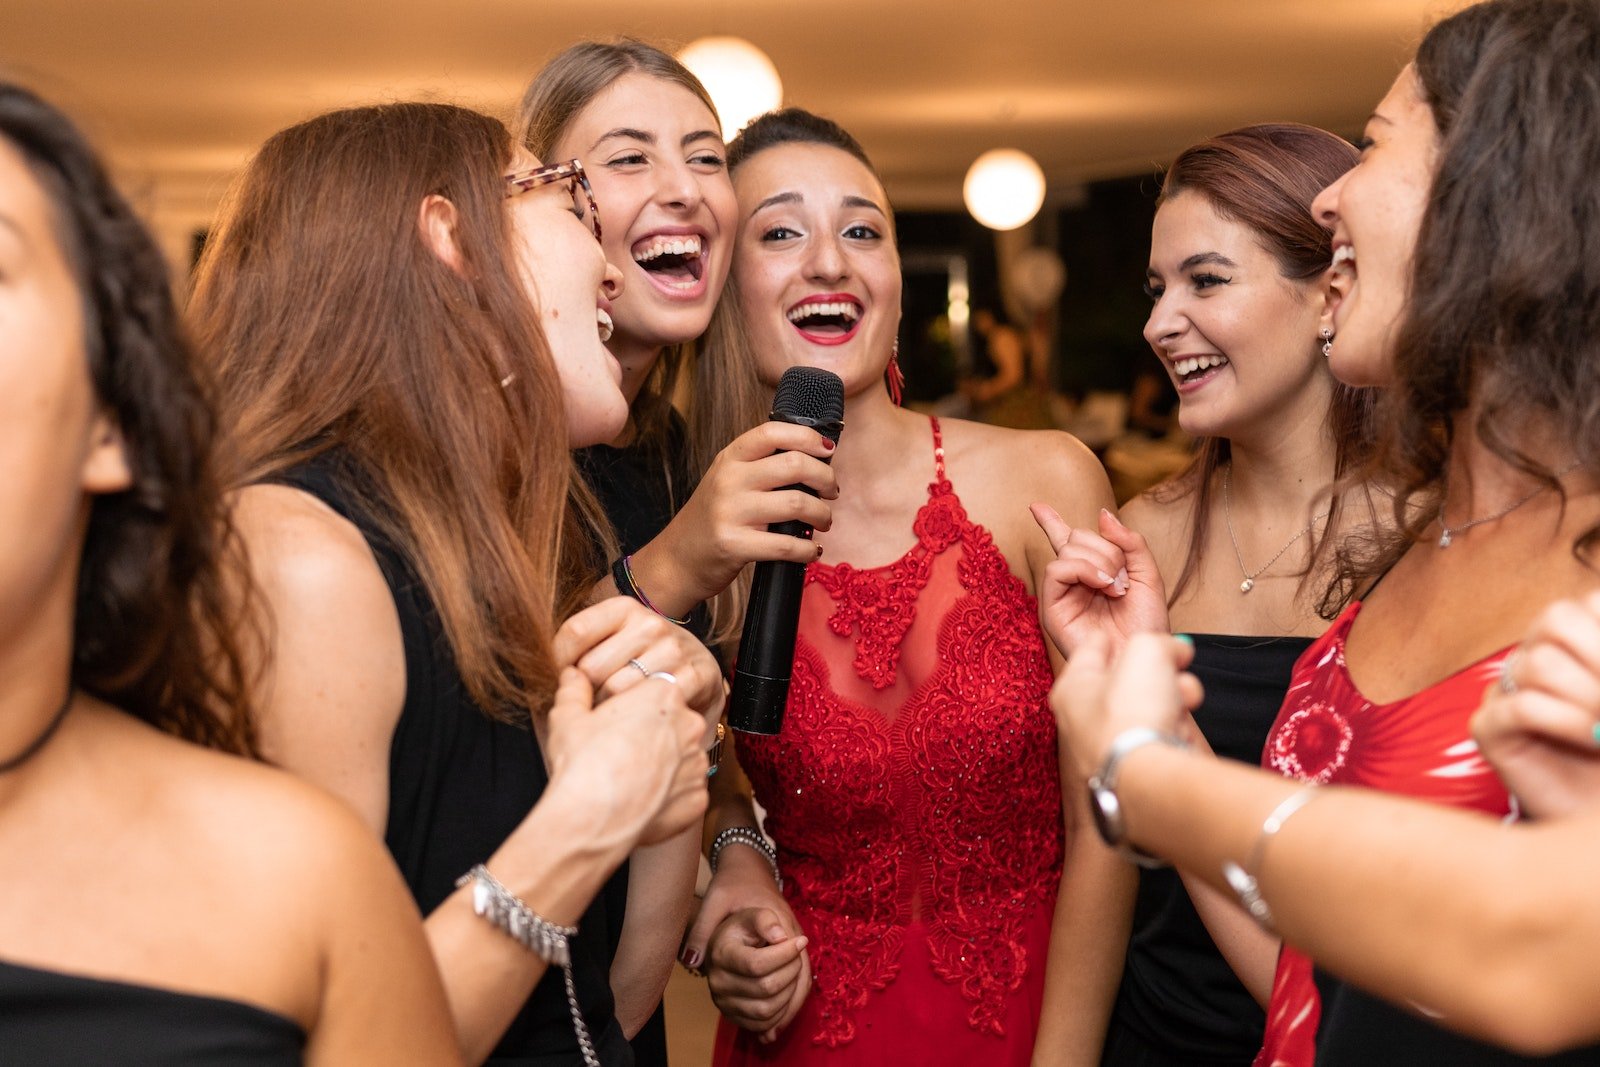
456;864;598;1067
1221;786;1321;932
709;826;782;892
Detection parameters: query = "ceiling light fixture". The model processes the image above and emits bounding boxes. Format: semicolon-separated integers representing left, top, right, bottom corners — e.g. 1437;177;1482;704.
963;148;1046;231
678;37;783;141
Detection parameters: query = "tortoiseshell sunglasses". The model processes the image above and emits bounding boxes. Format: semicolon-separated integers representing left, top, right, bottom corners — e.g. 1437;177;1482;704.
504;158;601;242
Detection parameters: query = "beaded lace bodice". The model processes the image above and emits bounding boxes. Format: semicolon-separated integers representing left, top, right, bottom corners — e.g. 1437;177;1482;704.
737;418;1064;1048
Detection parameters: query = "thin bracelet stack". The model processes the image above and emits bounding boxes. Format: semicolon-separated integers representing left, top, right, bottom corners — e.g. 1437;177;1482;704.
611;554;691;625
456;864;599;1067
1221;785;1320;932
709;826;782;891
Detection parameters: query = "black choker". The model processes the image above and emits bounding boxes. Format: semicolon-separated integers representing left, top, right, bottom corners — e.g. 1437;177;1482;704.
0;688;74;775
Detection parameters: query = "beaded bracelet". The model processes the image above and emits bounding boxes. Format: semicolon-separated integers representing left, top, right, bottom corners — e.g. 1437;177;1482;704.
612;554;691;626
457;865;598;1067
709;826;782;891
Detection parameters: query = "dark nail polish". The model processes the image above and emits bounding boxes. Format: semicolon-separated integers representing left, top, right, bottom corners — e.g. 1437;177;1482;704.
821;437;836;450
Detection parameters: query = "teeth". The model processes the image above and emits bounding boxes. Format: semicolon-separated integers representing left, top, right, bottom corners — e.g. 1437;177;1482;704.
632;234;703;263
596;307;613;343
1332;245;1356;268
786;301;862;324
1173;354;1229;377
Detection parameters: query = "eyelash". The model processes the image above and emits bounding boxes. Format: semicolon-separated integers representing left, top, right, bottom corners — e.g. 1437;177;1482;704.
1353;136;1374;152
1142;273;1231;300
607;151;727;169
762;226;800;242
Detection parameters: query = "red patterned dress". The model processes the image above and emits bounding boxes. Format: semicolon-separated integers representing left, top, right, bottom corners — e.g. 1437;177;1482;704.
1253;601;1515;1067
716;417;1065;1066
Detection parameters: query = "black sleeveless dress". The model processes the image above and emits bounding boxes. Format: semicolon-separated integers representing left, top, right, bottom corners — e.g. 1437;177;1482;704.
0;957;305;1064
1102;633;1314;1066
270;453;631;1066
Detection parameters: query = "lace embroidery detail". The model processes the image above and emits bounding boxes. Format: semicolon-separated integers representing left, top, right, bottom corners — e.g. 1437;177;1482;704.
737;418;1064;1047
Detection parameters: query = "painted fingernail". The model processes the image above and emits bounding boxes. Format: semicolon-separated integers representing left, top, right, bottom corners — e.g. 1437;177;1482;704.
1592;723;1600;747
815;545;825;559
680;948;701;969
821;437;835;450
1174;633;1194;646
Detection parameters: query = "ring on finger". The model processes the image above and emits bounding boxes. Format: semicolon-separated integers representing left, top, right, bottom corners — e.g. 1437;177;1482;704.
1498;652;1521;696
627;658;651;678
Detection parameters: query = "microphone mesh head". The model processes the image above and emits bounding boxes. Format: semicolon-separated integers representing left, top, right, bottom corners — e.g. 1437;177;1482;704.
771;367;845;439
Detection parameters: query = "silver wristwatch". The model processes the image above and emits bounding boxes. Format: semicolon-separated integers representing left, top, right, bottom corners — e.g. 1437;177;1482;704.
1086;726;1185;868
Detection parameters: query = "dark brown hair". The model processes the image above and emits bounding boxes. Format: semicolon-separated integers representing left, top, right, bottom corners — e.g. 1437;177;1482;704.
1146;123;1371;614
191;102;611;721
1;82;256;754
1336;0;1600;594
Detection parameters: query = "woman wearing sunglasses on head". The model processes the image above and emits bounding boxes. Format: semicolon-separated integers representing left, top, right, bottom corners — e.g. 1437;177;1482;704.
0;82;458;1065
189;102;724;1065
1051;0;1600;1061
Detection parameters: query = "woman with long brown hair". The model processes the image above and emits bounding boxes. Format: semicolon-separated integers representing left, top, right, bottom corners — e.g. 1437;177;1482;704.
189;101;723;1065
0;82;457;1063
1029;124;1375;1065
518;42;840;1062
1051;0;1600;1061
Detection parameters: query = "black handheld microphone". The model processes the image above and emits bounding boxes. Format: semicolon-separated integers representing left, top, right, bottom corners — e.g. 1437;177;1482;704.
728;366;846;735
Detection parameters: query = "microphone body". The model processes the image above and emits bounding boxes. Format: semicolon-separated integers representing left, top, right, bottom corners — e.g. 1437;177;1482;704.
728;367;845;735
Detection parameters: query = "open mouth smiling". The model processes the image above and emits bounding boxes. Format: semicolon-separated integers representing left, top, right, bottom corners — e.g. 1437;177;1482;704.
785;294;863;346
631;231;707;294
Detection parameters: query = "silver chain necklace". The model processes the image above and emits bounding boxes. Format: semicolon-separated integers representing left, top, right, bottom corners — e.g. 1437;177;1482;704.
1222;466;1329;594
1436;461;1582;547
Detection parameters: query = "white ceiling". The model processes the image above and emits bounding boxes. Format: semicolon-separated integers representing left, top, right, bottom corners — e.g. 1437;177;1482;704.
1;0;1457;254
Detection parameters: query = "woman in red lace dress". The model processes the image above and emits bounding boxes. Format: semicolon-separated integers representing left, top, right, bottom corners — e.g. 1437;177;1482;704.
679;109;1126;1065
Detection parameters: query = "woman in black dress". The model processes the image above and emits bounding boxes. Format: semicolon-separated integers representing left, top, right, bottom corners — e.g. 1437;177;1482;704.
0;83;458;1065
190;102;724;1065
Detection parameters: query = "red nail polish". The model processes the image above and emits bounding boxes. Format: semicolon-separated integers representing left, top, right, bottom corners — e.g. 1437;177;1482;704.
821;437;836;450
815;545;824;558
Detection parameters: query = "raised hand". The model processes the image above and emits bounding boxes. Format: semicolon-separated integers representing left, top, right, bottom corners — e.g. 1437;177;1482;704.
1031;504;1169;659
1473;591;1600;820
628;421;840;614
1051;633;1204;782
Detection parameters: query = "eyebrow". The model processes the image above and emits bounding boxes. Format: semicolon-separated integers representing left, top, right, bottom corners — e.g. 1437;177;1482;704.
750;191;888;217
1147;252;1237;278
589;127;724;152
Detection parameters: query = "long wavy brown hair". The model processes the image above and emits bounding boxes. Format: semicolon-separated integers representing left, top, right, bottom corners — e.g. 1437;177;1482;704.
2;82;256;754
1143;124;1374;615
517;38;766;644
1332;0;1600;598
190;102;612;722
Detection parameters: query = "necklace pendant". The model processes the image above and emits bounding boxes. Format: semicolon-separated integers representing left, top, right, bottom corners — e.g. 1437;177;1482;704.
1439;529;1453;548
1240;578;1255;593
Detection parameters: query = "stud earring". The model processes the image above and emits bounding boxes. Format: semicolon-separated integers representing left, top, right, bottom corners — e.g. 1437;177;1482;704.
1320;327;1334;359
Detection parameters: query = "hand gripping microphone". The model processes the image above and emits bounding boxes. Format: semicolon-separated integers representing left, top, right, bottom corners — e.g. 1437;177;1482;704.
728;366;846;735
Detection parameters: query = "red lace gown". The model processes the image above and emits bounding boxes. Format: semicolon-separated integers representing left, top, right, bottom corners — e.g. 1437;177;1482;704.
716;418;1065;1066
1253;601;1515;1067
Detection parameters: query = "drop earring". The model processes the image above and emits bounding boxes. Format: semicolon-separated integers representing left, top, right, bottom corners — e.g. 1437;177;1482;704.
886;339;906;406
1320;327;1334;359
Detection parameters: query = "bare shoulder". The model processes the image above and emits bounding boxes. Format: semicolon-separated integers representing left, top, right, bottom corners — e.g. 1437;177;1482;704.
232;484;390;605
938;418;1111;516
1118;482;1195;574
228;483;405;829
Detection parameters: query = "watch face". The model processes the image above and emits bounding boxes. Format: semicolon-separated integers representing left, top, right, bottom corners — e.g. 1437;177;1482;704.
1087;776;1124;848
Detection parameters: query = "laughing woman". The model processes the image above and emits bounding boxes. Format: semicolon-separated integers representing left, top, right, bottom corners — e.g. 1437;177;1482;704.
0;83;457;1064
518;43;840;1063
1050;0;1600;1062
190;102;721;1065
683;108;1125;1066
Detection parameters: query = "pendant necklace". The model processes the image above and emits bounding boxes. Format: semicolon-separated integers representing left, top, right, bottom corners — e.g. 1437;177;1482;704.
1223;466;1329;594
1436;461;1582;548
